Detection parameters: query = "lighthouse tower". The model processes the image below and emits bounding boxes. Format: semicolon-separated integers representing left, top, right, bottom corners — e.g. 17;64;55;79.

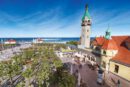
79;4;91;49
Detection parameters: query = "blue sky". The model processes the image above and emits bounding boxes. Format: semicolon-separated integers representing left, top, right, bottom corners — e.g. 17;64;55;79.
0;0;130;37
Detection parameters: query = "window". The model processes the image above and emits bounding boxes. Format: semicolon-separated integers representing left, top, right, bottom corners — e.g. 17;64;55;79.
88;20;90;22
114;65;119;73
103;50;106;55
102;61;106;68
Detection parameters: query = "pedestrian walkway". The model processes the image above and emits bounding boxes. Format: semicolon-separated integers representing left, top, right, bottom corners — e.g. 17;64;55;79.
0;43;32;61
56;51;110;87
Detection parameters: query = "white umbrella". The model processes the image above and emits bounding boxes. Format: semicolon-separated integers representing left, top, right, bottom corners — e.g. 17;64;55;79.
78;72;81;86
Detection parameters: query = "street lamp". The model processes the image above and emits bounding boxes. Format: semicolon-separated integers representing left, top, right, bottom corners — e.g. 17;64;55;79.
117;80;120;87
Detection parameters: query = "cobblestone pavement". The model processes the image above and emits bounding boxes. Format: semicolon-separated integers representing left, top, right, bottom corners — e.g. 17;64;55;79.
74;62;109;87
56;52;110;87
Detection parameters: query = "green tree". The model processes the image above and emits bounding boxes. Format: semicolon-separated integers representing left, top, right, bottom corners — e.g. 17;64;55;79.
22;68;33;87
36;62;50;87
66;41;78;46
3;60;21;87
0;62;4;86
50;66;76;87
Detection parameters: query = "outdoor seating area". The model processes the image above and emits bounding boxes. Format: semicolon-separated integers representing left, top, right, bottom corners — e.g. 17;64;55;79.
74;51;97;66
56;49;109;87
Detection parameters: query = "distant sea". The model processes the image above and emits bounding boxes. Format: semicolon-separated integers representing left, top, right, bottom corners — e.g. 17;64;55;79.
0;37;94;43
0;37;79;43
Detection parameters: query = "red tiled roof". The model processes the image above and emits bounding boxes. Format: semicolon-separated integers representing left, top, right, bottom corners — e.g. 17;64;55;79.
112;46;130;65
111;36;130;65
125;36;130;43
112;36;128;47
37;38;43;41
102;39;118;50
93;36;130;65
95;36;105;45
6;39;16;42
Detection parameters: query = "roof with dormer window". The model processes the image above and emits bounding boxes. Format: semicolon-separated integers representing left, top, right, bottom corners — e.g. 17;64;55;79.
92;36;130;66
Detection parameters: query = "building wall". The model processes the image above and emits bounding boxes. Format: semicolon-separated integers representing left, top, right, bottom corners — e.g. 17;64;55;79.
95;56;101;66
101;49;118;57
4;41;16;44
100;49;118;71
101;55;112;71
81;24;91;48
92;46;117;71
84;25;91;48
81;26;85;46
109;61;130;81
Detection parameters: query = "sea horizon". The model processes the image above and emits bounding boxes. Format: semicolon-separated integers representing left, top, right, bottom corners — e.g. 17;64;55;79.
0;37;94;43
0;37;80;43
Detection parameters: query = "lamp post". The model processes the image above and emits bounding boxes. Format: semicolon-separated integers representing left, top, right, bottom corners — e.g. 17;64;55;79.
117;80;120;87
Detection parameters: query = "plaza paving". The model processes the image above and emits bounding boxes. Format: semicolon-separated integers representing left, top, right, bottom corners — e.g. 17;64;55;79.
56;51;110;87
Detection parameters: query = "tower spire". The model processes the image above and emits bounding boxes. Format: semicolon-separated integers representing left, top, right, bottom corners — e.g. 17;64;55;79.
107;24;110;31
82;4;91;21
85;4;88;11
79;4;91;49
105;25;111;39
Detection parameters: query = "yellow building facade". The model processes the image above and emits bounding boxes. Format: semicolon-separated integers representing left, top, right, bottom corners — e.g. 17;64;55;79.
109;61;130;81
91;31;130;86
